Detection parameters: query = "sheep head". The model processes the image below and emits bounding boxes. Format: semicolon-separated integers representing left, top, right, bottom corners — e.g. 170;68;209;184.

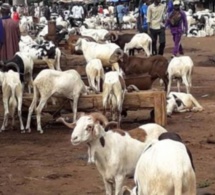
71;112;109;145
109;48;124;64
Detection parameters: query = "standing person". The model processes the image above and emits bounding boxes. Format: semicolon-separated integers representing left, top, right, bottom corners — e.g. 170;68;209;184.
44;5;51;21
165;0;188;57
167;0;173;14
12;7;20;21
116;1;125;31
71;2;84;24
147;0;166;55
0;3;20;60
140;0;150;33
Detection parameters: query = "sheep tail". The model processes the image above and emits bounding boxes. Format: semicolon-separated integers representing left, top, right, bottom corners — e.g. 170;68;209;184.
9;85;18;116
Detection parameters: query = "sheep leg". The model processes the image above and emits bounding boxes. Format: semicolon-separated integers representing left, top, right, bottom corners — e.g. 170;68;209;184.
167;76;172;95
182;75;190;93
96;76;100;93
1;97;9;131
103;177;113;195
115;175;125;195
177;80;181;92
71;96;79;122
35;97;49;134
17;93;25;132
142;44;150;57
26;86;39;133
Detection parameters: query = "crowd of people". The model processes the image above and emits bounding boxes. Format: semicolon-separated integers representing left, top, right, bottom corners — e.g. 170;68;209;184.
0;0;196;61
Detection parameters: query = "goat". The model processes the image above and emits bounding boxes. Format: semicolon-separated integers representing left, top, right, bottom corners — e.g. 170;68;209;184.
167;56;194;94
75;38;124;72
0;66;24;132
122;139;196;195
0;52;34;93
86;59;105;93
25;69;88;134
119;54;169;91
103;71;126;127
124;33;152;57
166;92;204;116
57;112;167;195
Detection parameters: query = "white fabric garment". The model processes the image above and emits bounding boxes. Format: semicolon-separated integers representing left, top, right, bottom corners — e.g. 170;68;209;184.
72;5;84;19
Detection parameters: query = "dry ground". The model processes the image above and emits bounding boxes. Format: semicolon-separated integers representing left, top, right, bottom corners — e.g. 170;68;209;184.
0;31;215;195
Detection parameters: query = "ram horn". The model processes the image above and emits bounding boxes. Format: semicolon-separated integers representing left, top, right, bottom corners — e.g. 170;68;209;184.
56;117;76;129
90;112;109;128
109;32;119;42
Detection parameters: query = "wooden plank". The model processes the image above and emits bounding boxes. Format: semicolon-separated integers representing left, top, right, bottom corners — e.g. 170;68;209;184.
21;90;167;126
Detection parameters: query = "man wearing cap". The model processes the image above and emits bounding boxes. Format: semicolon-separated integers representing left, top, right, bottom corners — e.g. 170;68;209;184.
147;0;166;55
165;0;188;57
0;3;20;60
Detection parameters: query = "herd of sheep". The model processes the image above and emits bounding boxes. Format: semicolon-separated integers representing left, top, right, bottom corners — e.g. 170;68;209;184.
0;10;209;194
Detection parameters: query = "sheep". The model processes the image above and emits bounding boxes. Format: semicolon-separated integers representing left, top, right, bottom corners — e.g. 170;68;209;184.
57;112;167;195
124;33;152;57
108;33;136;55
25;69;88;134
0;67;24;132
166;92;204;116
75;38;124;72
119;54;169;91
122;139;196;195
66;34;96;55
167;56;194;94
0;52;34;93
19;40;62;71
79;25;115;42
103;71;126;127
158;132;195;171
86;59;105;93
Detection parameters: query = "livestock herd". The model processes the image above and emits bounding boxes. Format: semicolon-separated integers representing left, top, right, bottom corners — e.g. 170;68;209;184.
0;8;209;195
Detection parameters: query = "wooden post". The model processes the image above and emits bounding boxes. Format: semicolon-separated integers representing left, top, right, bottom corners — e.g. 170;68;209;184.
47;21;56;43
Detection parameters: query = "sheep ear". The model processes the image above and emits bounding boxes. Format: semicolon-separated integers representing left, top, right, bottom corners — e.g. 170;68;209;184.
173;94;178;99
121;186;132;195
175;99;183;107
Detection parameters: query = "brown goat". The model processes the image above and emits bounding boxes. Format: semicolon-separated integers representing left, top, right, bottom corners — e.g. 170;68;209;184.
67;35;96;55
119;54;169;91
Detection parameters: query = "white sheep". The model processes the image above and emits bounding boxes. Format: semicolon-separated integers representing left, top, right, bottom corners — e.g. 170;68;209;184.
103;71;126;127
167;56;194;94
167;92;204;116
75;38;123;72
25;69;88;134
57;112;167;195
0;69;24;132
86;59;104;93
124;33;152;56
122;139;196;195
79;25;110;42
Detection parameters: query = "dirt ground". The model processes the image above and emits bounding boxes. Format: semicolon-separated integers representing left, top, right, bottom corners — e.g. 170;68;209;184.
1;31;215;195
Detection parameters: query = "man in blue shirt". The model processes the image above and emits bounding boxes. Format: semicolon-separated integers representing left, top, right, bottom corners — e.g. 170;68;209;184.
116;1;125;31
140;0;150;33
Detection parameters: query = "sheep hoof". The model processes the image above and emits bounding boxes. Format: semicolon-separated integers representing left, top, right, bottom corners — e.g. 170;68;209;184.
27;128;31;133
39;130;44;134
21;130;26;134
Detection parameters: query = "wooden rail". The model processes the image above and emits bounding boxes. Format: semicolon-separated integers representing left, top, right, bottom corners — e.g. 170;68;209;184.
22;90;167;127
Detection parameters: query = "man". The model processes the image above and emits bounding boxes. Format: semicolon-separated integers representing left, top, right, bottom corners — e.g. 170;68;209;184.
71;2;84;24
44;5;51;21
0;3;20;60
140;0;150;33
165;0;188;57
116;1;125;31
147;0;166;55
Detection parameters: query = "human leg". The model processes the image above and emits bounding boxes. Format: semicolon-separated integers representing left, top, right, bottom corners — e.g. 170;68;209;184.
158;27;166;55
150;28;158;55
173;33;182;56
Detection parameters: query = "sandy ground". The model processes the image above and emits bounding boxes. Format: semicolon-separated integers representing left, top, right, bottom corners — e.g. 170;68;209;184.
0;31;215;195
